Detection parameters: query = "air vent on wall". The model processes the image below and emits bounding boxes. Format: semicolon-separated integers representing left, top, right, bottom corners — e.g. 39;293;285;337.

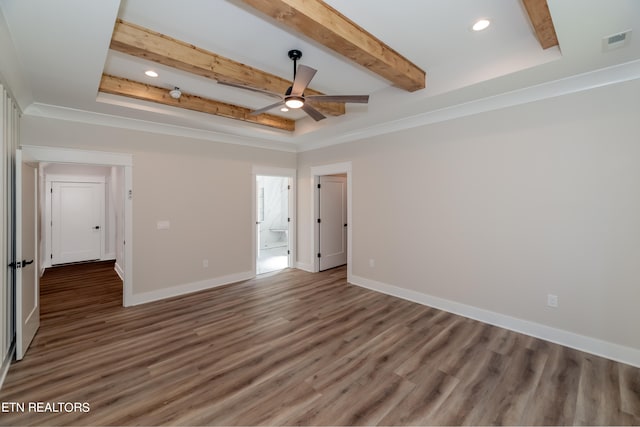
602;29;632;52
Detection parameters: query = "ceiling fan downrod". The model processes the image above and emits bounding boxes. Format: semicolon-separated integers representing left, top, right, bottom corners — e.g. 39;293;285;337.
288;49;302;80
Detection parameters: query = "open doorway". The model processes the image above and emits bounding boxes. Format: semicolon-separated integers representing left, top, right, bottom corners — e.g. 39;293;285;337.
252;166;296;276
256;175;290;274
20;146;133;305
41;163;121;270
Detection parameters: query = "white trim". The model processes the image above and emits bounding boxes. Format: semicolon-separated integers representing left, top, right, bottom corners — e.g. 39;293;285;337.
114;262;124;281
252;166;297;276
129;271;254;306
350;274;640;369
45;174;106;184
20;145;134;307
0;341;15;390
310;162;352;282
18;61;640;154
295;59;640;152
103;252;115;261
123;166;133;306
24;103;298;153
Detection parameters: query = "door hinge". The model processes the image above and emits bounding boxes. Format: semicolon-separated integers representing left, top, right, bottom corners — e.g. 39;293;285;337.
317;183;321;189
317;253;322;258
287;250;290;255
50;254;53;259
50;188;53;194
288;185;291;190
287;217;290;222
317;218;321;223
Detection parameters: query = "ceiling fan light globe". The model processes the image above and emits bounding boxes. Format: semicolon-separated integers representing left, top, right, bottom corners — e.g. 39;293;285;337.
285;97;304;109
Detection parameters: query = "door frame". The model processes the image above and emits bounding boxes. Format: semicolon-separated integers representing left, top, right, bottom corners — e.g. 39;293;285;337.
252;166;296;276
310;162;352;282
21;145;134;307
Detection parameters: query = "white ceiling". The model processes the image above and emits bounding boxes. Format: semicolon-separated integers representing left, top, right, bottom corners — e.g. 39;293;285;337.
0;0;639;151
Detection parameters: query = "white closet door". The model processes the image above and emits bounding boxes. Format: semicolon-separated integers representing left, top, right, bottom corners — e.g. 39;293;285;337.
319;175;347;271
51;182;103;265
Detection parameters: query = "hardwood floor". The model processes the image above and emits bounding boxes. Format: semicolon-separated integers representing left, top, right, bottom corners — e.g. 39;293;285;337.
1;261;639;425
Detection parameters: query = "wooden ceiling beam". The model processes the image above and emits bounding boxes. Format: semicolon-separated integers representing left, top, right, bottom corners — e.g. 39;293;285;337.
110;19;344;116
522;0;559;49
99;74;295;132
239;0;426;92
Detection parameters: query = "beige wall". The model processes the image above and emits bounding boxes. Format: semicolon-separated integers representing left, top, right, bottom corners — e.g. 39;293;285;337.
21;116;296;296
17;78;640;360
298;78;640;351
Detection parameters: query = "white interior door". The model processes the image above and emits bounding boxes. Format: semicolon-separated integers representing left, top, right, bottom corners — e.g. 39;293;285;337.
319;175;347;271
15;149;39;360
51;182;103;265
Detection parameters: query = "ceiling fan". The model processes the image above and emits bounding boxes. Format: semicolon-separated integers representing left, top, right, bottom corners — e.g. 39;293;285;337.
219;50;369;121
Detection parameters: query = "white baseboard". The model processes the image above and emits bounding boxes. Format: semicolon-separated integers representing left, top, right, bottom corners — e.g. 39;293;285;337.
0;341;15;391
295;261;314;272
129;271;254;306
114;262;124;281
350;274;640;369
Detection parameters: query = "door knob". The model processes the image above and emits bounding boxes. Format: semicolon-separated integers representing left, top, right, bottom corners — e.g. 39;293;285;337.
21;259;34;268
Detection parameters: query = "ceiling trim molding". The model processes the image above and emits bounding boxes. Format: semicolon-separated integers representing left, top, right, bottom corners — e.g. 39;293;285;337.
99;74;295;131
110;19;344;117
21;60;640;155
297;59;640;152
240;0;425;92
22;103;299;153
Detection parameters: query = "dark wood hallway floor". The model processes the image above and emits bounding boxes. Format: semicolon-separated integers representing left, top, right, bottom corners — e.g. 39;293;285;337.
0;261;639;425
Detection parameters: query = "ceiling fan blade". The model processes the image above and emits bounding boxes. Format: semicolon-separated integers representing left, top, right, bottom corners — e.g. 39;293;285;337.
301;103;326;121
291;65;317;96
250;100;285;116
218;81;282;99
306;94;369;104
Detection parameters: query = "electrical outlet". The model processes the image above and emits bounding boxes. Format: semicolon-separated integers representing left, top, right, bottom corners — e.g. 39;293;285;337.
202;259;209;268
547;294;558;308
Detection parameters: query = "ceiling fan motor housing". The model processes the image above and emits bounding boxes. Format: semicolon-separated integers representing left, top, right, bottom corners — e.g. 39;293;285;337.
288;49;302;61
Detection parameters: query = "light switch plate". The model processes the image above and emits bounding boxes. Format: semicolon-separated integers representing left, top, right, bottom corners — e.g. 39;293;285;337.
157;220;170;230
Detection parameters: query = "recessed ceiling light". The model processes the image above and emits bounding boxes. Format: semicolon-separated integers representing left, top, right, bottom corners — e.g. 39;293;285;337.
280;107;289;112
145;70;159;77
472;19;491;32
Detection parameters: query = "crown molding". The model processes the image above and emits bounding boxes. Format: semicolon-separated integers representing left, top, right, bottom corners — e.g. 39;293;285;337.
23;103;299;153
297;59;640;152
21;59;640;154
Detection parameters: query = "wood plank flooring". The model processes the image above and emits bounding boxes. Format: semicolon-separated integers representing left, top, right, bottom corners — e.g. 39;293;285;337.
1;261;639;425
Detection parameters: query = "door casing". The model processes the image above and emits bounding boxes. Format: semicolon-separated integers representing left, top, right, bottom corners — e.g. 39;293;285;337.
252;166;296;276
20;145;134;307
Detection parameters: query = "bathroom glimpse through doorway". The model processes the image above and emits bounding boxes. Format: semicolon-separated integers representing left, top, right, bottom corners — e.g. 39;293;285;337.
256;175;291;274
